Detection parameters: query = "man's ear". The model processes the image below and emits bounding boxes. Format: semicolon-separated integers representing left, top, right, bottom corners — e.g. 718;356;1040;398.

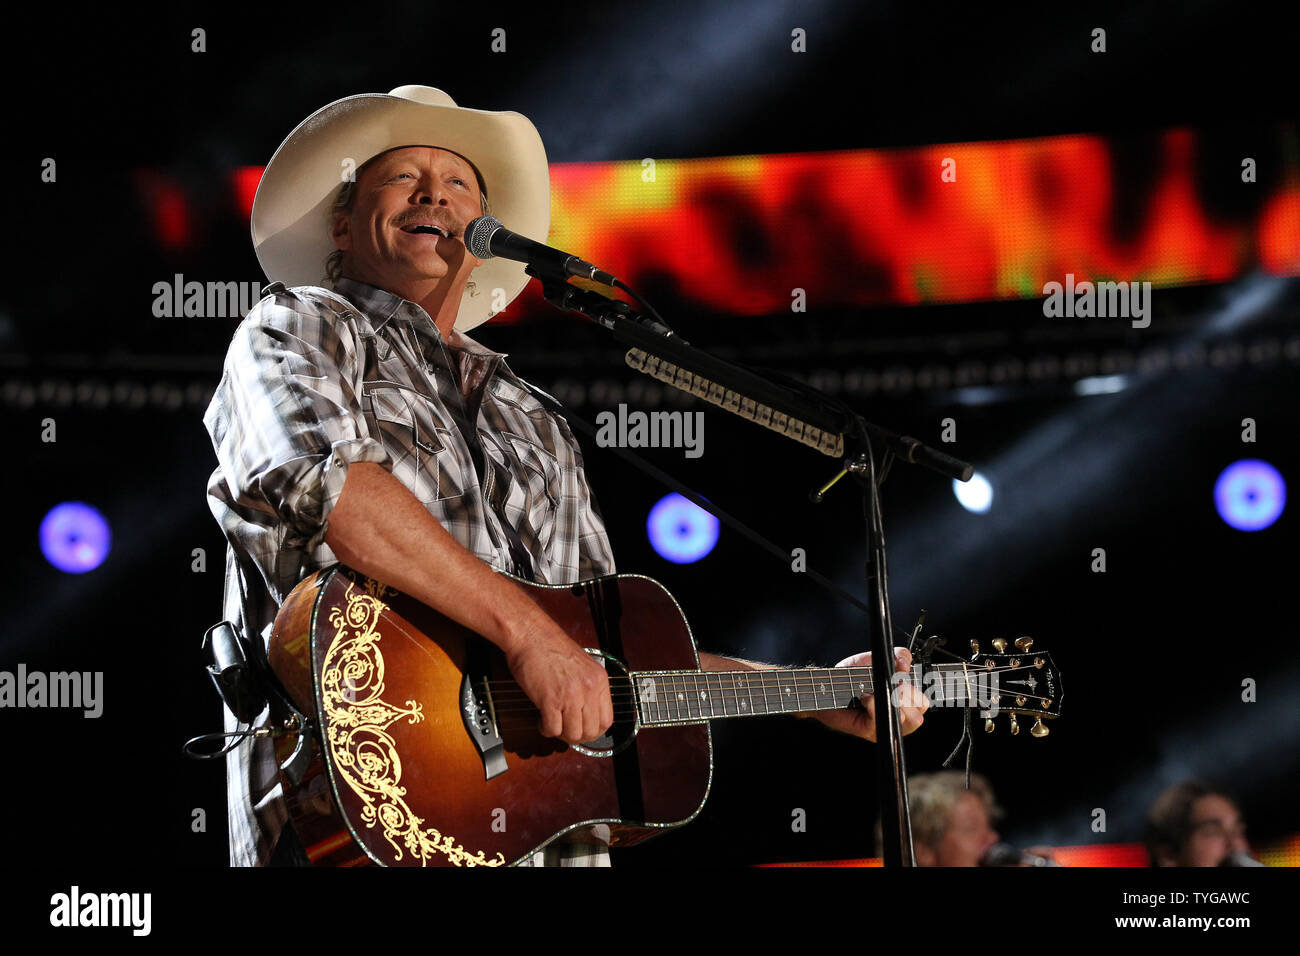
331;213;351;252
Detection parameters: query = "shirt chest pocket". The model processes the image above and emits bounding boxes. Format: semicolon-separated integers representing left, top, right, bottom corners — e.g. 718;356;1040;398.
478;432;561;551
363;382;463;504
505;434;561;514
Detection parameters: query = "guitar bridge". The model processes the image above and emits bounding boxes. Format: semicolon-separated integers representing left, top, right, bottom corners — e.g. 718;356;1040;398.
460;672;508;780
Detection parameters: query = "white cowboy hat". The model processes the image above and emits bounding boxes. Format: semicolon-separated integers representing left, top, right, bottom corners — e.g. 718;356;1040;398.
250;85;550;331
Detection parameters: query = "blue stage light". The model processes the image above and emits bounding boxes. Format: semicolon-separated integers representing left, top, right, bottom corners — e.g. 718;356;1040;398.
647;493;719;563
40;502;112;573
953;472;994;514
1214;460;1285;531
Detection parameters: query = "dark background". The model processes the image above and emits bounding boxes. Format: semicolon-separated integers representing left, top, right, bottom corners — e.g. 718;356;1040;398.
2;1;1297;869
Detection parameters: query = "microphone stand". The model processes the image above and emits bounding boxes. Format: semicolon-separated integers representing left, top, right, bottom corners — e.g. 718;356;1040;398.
529;268;973;868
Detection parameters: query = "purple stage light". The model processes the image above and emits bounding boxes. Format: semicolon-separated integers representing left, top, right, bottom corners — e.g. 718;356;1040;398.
1214;460;1285;531
40;502;112;573
647;493;719;564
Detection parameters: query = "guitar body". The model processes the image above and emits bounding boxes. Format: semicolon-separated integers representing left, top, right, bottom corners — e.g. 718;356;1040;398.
268;565;713;867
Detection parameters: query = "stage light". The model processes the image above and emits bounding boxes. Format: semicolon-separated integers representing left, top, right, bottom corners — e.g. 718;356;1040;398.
40;502;112;573
647;493;719;563
1073;374;1128;396
1214;459;1286;531
231;166;263;222
954;472;994;514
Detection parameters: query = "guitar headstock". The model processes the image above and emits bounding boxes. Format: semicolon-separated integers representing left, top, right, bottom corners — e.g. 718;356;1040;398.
965;637;1062;737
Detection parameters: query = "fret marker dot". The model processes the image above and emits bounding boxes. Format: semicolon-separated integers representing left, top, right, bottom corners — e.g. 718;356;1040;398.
740;701;748;710
701;691;707;700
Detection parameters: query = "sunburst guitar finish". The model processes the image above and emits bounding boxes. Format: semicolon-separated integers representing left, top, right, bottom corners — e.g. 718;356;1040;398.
267;566;713;867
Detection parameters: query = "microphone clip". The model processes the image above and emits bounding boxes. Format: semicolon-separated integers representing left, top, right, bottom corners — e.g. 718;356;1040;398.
528;267;675;337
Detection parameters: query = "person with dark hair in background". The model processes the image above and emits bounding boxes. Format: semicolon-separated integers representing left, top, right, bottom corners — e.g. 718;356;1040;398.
1145;779;1261;867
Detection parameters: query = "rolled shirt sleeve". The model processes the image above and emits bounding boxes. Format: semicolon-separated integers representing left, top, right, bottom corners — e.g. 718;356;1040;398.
205;292;391;553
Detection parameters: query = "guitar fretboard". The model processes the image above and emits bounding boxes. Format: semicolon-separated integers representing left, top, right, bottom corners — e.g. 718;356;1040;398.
628;664;982;725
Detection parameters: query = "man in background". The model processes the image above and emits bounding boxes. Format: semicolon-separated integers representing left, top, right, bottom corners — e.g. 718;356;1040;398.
1146;780;1258;867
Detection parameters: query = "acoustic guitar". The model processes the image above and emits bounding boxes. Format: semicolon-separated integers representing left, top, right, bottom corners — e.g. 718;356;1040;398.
267;565;1061;866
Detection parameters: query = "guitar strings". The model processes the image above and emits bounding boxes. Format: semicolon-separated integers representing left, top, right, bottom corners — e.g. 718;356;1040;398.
483;676;1050;707
469;664;1054;720
479;661;1040;692
485;689;1051;723
480;662;1047;699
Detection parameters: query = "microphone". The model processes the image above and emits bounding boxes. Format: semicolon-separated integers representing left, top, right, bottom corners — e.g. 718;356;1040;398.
980;843;1062;867
464;216;618;286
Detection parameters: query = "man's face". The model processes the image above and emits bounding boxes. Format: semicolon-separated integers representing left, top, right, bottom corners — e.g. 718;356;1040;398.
332;146;484;293
922;792;999;867
1179;794;1248;866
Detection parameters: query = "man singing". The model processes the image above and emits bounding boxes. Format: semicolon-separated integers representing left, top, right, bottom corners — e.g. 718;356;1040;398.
204;86;926;866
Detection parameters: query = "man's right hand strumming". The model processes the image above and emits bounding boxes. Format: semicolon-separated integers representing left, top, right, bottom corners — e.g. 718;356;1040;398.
505;627;614;745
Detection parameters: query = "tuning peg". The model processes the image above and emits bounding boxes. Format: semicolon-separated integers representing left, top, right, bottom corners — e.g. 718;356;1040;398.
1040;698;1051;710
1009;715;1020;735
984;718;995;734
992;638;1007;653
1015;696;1027;707
1031;718;1050;738
1016;637;1033;652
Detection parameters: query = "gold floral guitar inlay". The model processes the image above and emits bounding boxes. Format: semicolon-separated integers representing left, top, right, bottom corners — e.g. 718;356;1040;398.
320;579;504;867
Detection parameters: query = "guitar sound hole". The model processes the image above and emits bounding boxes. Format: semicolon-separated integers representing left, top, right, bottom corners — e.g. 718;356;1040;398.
570;652;637;757
571;711;635;757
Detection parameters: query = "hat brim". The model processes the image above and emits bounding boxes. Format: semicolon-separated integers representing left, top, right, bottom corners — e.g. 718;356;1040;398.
251;89;550;331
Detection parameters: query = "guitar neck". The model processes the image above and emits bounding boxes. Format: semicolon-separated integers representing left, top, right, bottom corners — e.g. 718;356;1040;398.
628;664;978;726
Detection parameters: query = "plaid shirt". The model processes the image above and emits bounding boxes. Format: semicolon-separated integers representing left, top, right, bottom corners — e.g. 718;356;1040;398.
203;276;615;867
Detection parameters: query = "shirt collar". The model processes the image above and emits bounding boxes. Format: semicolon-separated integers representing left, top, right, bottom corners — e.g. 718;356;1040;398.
330;275;522;380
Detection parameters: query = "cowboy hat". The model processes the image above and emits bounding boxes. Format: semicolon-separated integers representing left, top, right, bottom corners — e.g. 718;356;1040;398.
250;85;550;331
